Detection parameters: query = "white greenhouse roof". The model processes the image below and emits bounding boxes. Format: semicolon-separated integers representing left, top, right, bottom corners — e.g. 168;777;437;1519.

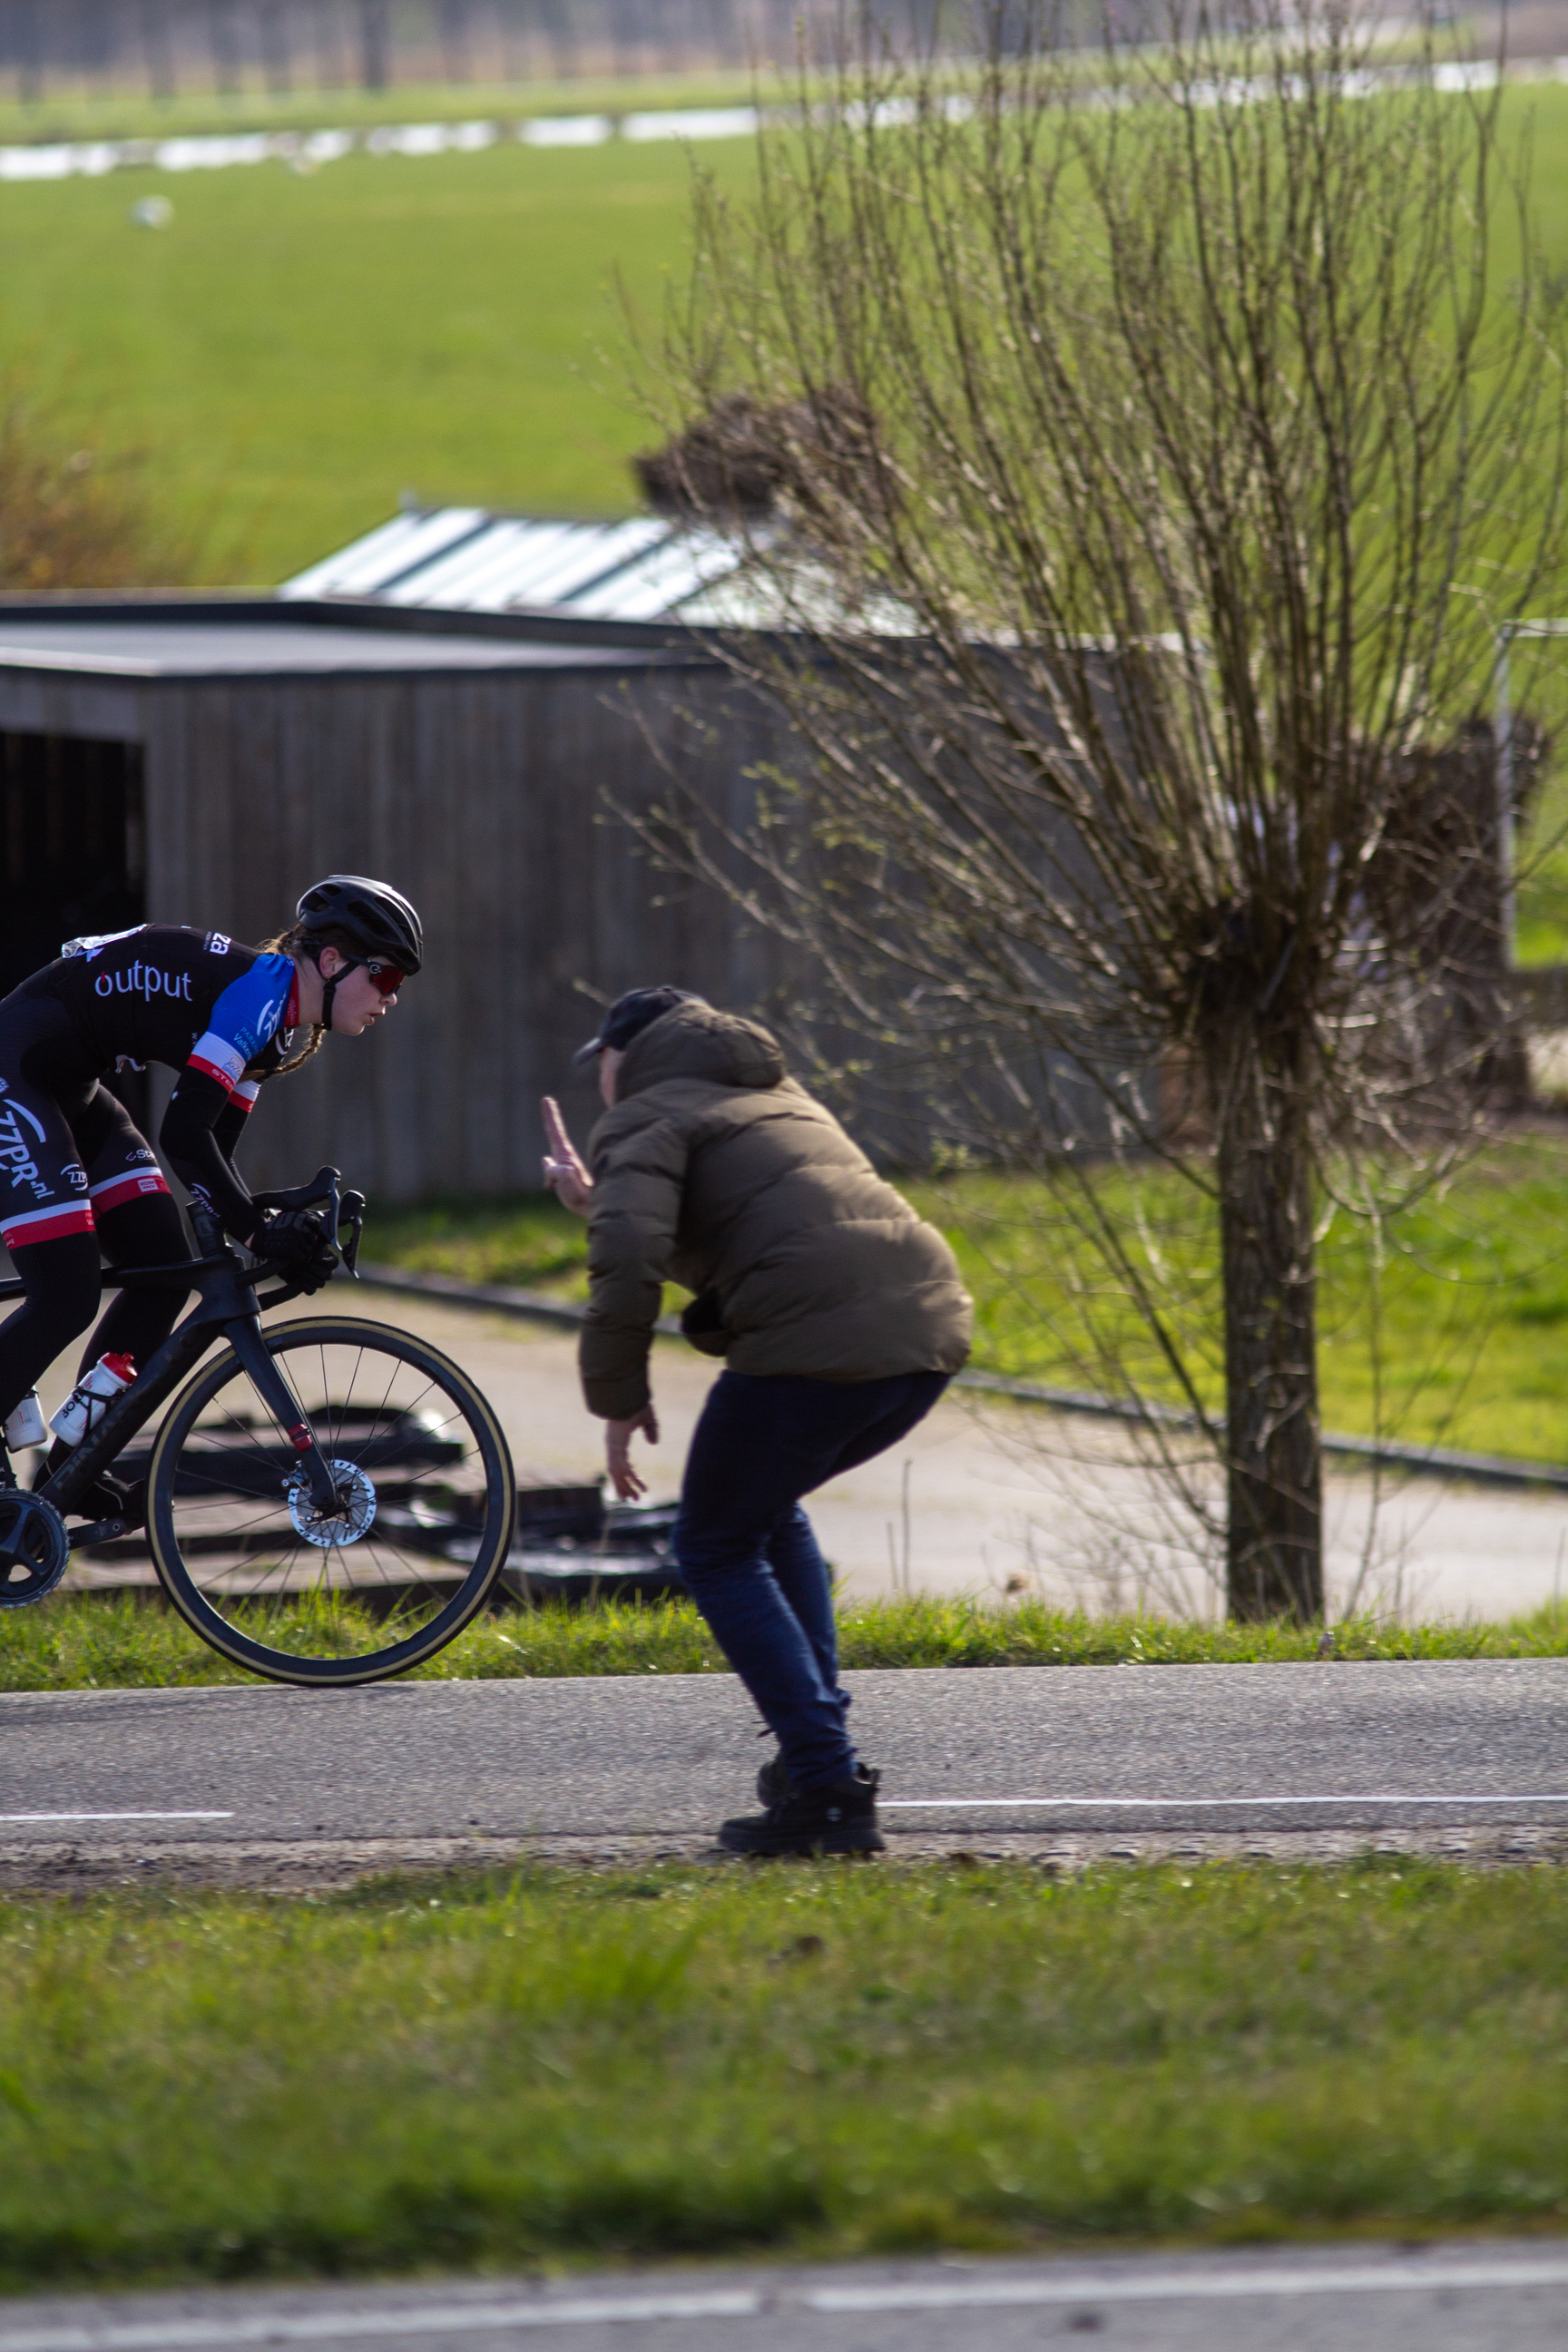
279;506;777;627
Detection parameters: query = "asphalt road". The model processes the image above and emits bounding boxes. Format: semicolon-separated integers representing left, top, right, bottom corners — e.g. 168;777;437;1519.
1;2242;1564;2351
4;1659;1566;1864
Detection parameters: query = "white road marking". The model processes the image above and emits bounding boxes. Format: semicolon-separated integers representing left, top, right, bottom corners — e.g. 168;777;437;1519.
880;1793;1568;1809
3;2255;1567;2347
0;2292;761;2349
806;2253;1568;2310
0;1811;233;1824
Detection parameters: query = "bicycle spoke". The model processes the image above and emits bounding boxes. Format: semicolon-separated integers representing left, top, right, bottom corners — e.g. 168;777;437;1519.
148;1318;513;1682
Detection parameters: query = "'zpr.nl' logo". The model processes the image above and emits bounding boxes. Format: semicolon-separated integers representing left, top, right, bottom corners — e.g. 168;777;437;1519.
0;1098;53;1199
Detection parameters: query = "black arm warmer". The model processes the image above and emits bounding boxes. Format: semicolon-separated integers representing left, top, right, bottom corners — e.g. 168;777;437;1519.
160;1070;260;1241
213;1095;250;1163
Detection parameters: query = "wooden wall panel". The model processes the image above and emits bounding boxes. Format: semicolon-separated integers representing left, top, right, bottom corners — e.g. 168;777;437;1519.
0;675;144;743
136;656;809;1200
1;638;1140;1200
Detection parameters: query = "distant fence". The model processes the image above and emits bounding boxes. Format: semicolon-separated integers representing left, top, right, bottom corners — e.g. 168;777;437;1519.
0;0;828;101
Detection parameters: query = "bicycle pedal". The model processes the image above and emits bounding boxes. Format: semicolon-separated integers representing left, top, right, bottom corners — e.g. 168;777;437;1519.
66;1518;127;1550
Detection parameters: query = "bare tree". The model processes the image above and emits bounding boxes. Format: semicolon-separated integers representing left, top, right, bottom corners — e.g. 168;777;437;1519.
631;0;1568;1619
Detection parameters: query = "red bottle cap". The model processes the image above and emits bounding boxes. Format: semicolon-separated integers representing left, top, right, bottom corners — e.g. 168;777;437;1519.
101;1353;137;1382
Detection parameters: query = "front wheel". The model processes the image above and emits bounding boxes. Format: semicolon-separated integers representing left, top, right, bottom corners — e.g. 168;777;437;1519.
147;1317;515;1685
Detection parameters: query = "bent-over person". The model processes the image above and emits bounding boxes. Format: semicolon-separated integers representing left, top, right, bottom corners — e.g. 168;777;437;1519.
542;986;973;1857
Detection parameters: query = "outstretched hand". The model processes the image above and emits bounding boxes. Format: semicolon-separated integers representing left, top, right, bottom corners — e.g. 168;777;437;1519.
541;1096;593;1217
605;1404;659;1503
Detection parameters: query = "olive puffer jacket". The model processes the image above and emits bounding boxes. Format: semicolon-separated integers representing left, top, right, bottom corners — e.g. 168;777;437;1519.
578;1000;974;1419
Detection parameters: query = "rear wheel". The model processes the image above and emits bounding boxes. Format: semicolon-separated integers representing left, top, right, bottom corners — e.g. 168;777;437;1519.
146;1318;515;1685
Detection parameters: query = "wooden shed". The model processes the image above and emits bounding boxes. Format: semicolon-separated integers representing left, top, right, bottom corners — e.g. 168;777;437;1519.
0;598;797;1200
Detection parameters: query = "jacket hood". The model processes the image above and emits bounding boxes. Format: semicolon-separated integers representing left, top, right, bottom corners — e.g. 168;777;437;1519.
617;1000;787;1097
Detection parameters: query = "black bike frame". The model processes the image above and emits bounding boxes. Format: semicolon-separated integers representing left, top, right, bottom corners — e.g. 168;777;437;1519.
0;1197;344;1532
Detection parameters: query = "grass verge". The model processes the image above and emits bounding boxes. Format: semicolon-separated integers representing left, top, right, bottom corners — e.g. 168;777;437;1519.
2;1857;1566;2287
5;1591;1567;1693
906;1132;1568;1465
366;1132;1568;1465
368;1190;591;1297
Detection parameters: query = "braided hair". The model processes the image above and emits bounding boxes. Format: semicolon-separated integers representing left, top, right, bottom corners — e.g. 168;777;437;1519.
256;919;358;1077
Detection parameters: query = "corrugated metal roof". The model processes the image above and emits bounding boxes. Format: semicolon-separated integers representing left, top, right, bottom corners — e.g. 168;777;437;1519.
279;507;767;625
279;505;923;634
280;508;492;602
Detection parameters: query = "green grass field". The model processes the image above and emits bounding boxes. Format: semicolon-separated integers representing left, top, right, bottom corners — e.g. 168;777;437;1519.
0;83;1564;589
0;130;755;581
367;1132;1568;1465
912;1143;1568;1465
2;1857;1566;2286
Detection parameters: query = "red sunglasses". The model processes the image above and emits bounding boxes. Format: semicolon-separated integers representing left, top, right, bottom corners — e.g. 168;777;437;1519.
363;960;405;997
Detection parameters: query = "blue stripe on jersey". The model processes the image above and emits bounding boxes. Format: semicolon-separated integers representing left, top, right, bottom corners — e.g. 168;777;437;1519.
187;954;293;1092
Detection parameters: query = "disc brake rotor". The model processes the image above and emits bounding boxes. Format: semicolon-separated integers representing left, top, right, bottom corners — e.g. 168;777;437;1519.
0;1490;71;1608
286;1458;377;1550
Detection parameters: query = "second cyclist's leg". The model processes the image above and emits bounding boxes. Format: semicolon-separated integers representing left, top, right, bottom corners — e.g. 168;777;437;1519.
62;1184;192;1528
40;1089;192;1524
72;1087;191;1376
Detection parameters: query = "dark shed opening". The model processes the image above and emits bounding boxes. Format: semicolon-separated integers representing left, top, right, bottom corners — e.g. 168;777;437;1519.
0;730;149;1127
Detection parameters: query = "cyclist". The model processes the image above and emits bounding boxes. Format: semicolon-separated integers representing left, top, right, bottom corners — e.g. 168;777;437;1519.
0;875;421;1515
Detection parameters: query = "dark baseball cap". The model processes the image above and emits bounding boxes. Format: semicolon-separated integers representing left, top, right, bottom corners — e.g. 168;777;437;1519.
572;985;699;1067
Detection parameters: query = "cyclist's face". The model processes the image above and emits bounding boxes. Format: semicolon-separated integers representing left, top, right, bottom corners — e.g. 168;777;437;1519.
316;947;400;1034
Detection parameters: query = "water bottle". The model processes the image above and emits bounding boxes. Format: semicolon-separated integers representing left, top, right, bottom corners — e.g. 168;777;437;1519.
49;1353;136;1446
2;1390;47;1450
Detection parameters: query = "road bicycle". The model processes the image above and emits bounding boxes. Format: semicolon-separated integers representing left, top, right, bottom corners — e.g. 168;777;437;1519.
0;1170;516;1686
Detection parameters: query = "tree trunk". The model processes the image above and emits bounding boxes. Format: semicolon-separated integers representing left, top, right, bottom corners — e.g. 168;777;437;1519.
1210;1023;1324;1621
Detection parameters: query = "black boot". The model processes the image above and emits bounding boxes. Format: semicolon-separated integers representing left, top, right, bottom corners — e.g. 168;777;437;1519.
720;1764;886;1857
757;1750;793;1807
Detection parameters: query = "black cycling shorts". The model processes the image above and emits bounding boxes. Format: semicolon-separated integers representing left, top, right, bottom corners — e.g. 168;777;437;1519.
0;999;171;1251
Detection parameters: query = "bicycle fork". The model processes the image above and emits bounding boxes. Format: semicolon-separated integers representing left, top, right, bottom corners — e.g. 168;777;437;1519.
224;1316;342;1516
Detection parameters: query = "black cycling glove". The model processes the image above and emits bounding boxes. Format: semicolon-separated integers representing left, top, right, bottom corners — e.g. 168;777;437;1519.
250;1210;337;1292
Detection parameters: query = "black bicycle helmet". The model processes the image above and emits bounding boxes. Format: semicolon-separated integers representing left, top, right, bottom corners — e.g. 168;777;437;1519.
295;876;423;977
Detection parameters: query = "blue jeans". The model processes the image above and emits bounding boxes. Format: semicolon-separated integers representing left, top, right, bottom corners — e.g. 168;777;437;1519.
673;1367;951;1790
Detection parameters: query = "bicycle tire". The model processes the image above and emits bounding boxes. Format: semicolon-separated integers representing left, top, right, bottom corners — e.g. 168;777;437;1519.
146;1316;516;1686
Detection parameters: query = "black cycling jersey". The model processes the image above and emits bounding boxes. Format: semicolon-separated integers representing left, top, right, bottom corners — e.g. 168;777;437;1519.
23;922;298;1091
0;923;300;1250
